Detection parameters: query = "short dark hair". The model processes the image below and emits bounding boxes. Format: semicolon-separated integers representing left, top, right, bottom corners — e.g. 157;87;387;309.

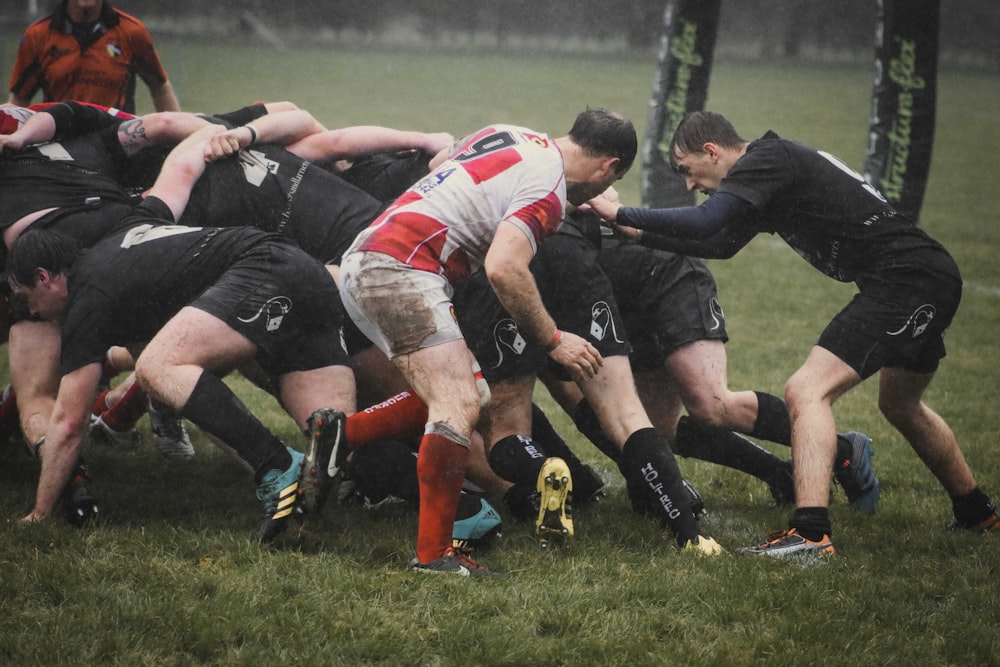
568;107;637;176
7;229;81;287
668;111;746;171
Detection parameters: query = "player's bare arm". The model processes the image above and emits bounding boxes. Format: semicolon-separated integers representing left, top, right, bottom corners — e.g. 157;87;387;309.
117;112;213;157
24;363;103;521
0;110;54;152
286;127;455;164
485;221;602;379
204;108;326;161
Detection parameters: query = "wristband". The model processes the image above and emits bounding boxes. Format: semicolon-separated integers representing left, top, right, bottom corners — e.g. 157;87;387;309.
245;124;258;146
546;329;563;352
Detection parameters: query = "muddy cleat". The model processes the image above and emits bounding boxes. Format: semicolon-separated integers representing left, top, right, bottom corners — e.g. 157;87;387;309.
737;528;835;559
948;511;1000;533
301;408;347;513
452;495;503;548
148;403;195;461
535;457;574;548
89;413;143;448
834;432;880;513
409;547;505;578
681;534;724;556
61;461;99;526
255;446;305;542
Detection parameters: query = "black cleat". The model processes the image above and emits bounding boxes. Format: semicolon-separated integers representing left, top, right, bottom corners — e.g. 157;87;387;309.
301;408;347;513
61;461;99;526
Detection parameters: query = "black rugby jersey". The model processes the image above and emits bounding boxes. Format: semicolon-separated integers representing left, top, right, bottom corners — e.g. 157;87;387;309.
718;132;954;284
180;142;386;264
0;126;131;228
59;200;280;374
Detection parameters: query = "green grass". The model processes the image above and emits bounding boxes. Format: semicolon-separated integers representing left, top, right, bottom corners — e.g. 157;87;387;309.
2;35;1000;666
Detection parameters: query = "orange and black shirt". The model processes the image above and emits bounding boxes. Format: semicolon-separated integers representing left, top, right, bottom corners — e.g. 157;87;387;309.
8;1;169;114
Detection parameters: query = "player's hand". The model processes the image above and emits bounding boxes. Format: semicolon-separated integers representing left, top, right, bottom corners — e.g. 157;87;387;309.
547;330;603;379
0;133;26;155
585;191;622;222
20;509;45;523
204;126;250;162
612;224;642;244
602;186;621;204
420;132;456;155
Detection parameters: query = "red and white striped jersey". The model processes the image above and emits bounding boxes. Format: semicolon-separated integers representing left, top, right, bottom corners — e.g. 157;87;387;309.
350;124;566;285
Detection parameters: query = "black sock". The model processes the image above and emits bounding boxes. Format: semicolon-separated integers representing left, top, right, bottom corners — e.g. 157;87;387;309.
571;399;622;464
620;428;700;545
487;434;547;486
788;507;831;541
749;391;792;446
951;487;997;527
675;416;789;483
180;371;290;483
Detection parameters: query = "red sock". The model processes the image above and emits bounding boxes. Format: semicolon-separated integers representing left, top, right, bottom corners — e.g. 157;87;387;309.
100;383;148;431
415;431;469;563
91;388;112;416
0;385;18;430
100;355;119;385
345;391;428;449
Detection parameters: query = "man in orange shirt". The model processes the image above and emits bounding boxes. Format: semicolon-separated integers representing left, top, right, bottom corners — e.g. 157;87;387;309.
8;0;179;113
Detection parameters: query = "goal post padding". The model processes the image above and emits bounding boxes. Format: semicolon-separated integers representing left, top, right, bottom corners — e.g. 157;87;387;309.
863;0;940;224
641;0;721;209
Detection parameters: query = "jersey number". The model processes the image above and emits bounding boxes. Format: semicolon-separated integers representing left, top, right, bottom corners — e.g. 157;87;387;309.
454;131;518;162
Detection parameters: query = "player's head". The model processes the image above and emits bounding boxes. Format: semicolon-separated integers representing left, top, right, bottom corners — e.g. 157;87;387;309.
7;230;81;321
568;107;637;177
7;229;81;288
65;0;104;24
669;111;747;195
564;108;637;205
669;111;745;171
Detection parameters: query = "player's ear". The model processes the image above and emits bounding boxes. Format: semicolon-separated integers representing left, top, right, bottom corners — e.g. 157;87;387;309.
603;155;622;178
34;267;49;287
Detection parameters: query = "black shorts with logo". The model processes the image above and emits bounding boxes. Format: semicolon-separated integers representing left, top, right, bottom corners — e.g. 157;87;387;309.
455;227;630;383
818;269;961;378
192;241;348;377
598;239;728;372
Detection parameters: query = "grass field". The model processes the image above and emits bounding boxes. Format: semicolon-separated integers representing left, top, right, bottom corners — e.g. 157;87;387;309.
2;35;999;666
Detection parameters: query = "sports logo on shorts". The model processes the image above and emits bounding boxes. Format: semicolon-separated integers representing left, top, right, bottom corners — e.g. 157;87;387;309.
709;297;725;331
590;302;624;343
886;304;936;338
238;296;293;332
491;318;526;368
